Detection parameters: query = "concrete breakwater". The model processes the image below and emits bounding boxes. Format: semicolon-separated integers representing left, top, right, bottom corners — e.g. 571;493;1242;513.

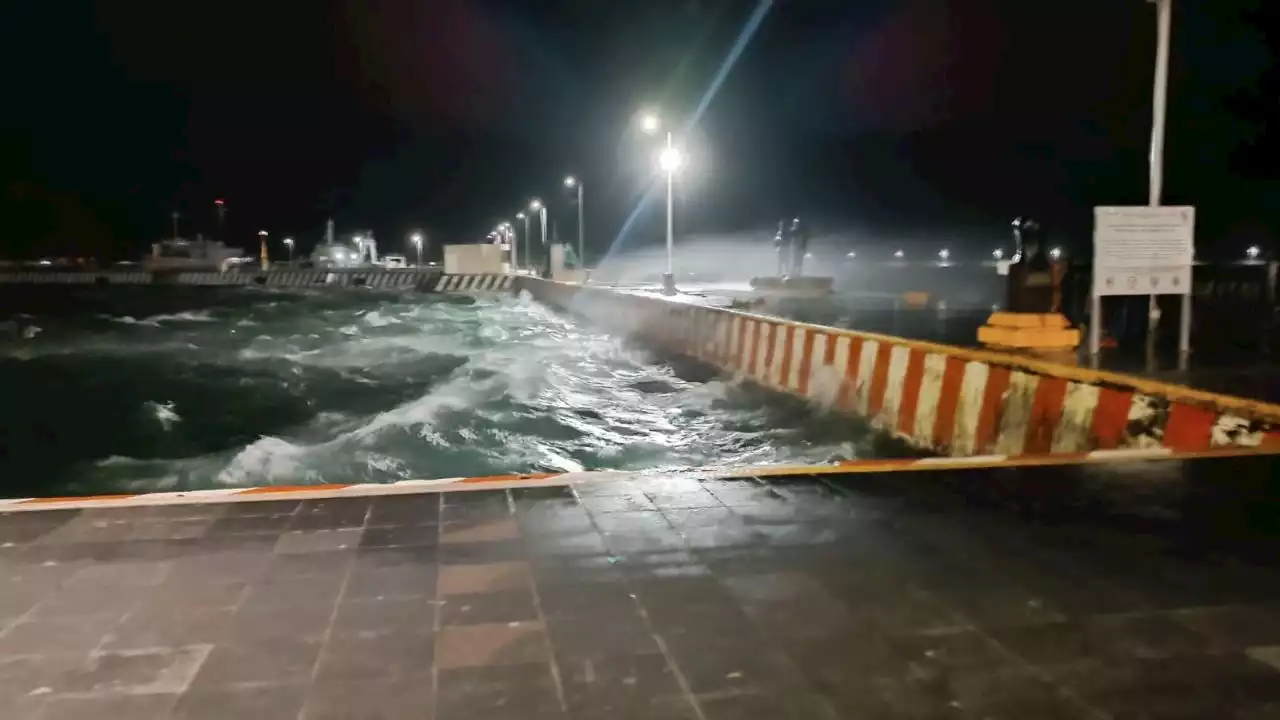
515;276;1280;459
0;268;514;292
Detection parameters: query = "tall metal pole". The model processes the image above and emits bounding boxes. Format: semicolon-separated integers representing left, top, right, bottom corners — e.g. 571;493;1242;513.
523;215;531;274
1147;0;1181;357
576;182;585;270
171;211;180;240
663;131;675;294
539;208;548;278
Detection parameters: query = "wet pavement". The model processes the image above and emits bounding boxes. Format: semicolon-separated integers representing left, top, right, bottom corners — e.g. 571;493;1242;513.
4;454;1280;718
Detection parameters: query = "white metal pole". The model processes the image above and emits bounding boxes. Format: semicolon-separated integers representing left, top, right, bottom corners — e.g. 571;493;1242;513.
523;215;531;273
1148;0;1172;349
665;131;674;278
539;208;547;277
577;183;585;270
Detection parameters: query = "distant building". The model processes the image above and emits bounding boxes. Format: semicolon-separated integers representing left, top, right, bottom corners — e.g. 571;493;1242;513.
147;237;242;270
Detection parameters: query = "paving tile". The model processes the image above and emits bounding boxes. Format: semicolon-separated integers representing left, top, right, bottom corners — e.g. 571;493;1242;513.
368;494;441;527
558;652;684;717
343;565;437;601
220;500;301;517
206;514;294;535
526;531;609;556
332;596;437;637
165;551;272;585
439;538;526;565
616;551;711;580
441;492;511;524
441;588;538;627
360;524;439;549
536;580;638;620
545;614;659;659
171;683;309;720
35;692;179;719
273;528;362;554
301;678;434;719
0;653;88;698
511;486;578;503
528;555;627;585
435;621;549;669
722;572;861;638
315;629;435;683
1063;654;1280;719
580;494;657;515
60;645;211;696
698;689;841;720
643;489;722;510
603;530;687;555
103;607;235;651
0;614;124;655
436;663;564;720
142;578;248;611
354;544;438;569
223;603;337;642
238;575;346;614
189;636;323;689
991;613;1212;673
659;507;736;528
665;638;808;696
438;562;532;597
516;507;596;536
440;518;520;544
127;519;213;541
263;549;355;580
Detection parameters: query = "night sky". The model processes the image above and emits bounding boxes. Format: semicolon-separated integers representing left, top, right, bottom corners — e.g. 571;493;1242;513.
1;0;1276;261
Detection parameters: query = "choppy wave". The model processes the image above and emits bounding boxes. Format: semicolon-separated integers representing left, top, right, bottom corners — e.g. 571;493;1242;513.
0;286;877;497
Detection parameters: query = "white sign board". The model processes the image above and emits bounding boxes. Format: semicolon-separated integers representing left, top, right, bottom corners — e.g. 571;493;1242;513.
1093;206;1194;296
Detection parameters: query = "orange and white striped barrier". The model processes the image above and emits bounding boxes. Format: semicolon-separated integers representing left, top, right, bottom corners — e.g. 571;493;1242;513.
515;277;1280;458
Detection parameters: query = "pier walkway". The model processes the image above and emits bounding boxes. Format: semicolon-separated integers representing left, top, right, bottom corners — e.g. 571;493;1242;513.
4;452;1280;718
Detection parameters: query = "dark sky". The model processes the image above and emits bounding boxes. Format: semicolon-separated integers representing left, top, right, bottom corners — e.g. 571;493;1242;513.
1;0;1276;260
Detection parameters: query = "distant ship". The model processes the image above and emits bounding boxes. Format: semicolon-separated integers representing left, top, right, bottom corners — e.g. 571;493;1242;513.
146;236;243;271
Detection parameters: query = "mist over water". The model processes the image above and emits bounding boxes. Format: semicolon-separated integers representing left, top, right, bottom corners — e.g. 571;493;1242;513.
0;286;880;498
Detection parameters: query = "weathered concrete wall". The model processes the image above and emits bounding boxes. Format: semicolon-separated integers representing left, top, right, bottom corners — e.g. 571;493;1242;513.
516;277;1280;458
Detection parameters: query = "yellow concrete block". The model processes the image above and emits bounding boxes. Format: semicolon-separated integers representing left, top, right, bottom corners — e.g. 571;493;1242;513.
985;312;1070;329
977;323;1081;350
902;291;930;308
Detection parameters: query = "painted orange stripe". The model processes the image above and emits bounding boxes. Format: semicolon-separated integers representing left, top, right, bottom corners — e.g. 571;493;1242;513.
1262;431;1280;449
1090;387;1133;450
866;342;893;417
838;337;865;412
797;327;817;396
933;356;967;450
1024;376;1068;454
778;325;796;391
729;316;743;369
822;330;837;366
974;365;1011;454
897;348;927;437
240;484;353;495
1164;403;1217;452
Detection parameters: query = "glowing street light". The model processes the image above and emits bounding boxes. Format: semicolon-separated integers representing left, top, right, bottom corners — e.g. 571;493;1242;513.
410;232;424;266
639;111;661;135
938;248;950;261
1049;247;1063;261
894;249;905;259
283;237;295;263
992;248;1004;260
846;251;857;259
1247;245;1261;260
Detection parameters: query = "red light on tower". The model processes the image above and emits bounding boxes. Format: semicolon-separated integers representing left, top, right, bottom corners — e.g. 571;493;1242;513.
214;199;225;206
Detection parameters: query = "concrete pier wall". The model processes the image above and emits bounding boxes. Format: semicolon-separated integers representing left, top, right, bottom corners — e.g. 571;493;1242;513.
0;269;513;293
516;277;1280;458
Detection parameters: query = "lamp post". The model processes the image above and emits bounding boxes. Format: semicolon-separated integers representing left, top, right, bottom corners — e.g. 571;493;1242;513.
214;199;226;244
640;110;683;295
283;237;294;263
529;199;546;278
257;230;269;271
515;212;528;273
410;232;423;266
564;176;584;270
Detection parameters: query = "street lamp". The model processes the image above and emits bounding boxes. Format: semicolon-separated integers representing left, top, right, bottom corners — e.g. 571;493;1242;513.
530;199;547;278
410;232;424;266
894;249;905;259
938;249;950;261
283;237;294;263
564;175;584;270
992;248;1004;260
641;111;683;295
1049;247;1063;261
1247;245;1261;261
257;230;269;270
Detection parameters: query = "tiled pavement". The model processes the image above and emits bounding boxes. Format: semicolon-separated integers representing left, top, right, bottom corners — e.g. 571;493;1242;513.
3;456;1280;718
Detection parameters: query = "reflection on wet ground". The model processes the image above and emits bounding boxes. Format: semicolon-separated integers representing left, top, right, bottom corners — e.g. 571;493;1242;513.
3;453;1280;718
